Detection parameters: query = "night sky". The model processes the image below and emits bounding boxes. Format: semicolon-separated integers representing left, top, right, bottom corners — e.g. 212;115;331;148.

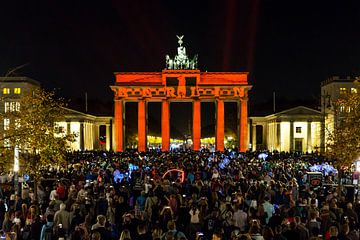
1;0;360;116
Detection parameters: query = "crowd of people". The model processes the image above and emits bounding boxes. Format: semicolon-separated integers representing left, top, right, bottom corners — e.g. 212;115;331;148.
0;149;359;240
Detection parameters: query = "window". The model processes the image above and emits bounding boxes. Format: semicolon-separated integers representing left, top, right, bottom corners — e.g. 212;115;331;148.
351;88;357;94
3;137;10;148
4;102;20;112
14;119;20;129
3;118;9;130
166;77;179;86
3;88;10;94
14;88;21;94
55;126;65;134
296;127;302;133
339;87;347;94
340;105;345;112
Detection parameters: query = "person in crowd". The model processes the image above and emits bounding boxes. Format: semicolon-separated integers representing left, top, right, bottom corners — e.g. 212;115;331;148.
161;220;187;240
40;214;54;240
54;203;71;235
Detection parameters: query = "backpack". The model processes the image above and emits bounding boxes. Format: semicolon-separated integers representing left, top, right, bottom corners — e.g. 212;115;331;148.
44;225;55;240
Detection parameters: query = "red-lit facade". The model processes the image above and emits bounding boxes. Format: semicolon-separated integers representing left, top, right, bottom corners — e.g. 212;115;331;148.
111;70;251;152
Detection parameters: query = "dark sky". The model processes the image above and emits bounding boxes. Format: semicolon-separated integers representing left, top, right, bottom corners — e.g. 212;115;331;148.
1;0;360;111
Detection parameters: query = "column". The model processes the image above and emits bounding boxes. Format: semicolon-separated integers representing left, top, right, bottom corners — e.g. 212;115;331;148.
106;124;110;151
79;121;84;151
216;99;224;151
290;120;294;152
138;100;147;152
114;100;124;152
307;120;312;152
239;98;248;152
66;121;71;136
192;100;201;151
252;124;257;151
161;100;170;151
93;124;100;150
276;121;281;151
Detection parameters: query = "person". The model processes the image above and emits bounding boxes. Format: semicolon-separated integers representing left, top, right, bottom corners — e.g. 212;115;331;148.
249;222;264;240
30;215;43;240
327;225;339;240
262;196;274;224
233;205;247;232
137;224;151;240
40;214;54;240
91;214;110;240
161;220;187;240
189;204;201;238
54;203;70;235
294;216;309;240
119;229;131;240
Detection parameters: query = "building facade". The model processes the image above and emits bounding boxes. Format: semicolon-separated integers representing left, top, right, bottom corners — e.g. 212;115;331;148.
321;76;358;150
0;77;112;151
250;106;323;153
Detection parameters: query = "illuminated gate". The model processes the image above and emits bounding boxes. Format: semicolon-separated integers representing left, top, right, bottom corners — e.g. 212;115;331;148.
111;36;252;152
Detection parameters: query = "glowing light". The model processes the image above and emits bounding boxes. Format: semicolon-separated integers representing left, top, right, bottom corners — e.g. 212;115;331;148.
162;169;185;183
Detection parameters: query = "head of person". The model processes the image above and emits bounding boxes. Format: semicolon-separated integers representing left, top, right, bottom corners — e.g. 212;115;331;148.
91;232;101;240
167;220;176;231
137;224;146;235
329;226;338;237
60;203;66;211
96;215;106;226
119;229;131;240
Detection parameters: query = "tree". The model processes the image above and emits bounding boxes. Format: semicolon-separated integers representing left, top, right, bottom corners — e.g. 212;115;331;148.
0;88;75;195
326;82;360;170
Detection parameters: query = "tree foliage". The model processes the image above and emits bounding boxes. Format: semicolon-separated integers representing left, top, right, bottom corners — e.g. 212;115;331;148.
326;84;360;169
0;88;75;181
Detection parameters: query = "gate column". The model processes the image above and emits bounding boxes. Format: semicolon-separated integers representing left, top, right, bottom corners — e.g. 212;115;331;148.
114;100;124;152
138;100;147;152
239;98;248;152
216;99;224;151
161;100;170;151
192;100;201;151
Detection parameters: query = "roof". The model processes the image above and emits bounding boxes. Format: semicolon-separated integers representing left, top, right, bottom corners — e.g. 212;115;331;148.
0;76;40;86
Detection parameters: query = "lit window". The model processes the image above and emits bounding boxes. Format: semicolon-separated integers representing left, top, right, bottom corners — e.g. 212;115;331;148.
339;87;347;94
296;127;302;133
55;126;65;134
3;137;10;148
351;88;357;94
15;102;20;111
3;118;9;130
3;88;10;94
4;102;20;112
14;88;21;94
4;102;10;113
340;105;345;112
14;119;20;129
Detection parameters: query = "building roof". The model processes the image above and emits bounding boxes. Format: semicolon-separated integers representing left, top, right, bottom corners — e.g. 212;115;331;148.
0;76;40;86
321;76;354;87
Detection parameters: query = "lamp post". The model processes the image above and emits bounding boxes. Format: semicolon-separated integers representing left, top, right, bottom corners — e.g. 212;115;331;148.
13;146;19;194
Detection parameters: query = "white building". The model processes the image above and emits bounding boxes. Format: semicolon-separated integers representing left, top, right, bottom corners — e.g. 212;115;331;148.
250;106;323;153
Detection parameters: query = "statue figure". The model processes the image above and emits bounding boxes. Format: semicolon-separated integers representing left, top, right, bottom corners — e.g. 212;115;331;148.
165;35;198;70
165;55;170;69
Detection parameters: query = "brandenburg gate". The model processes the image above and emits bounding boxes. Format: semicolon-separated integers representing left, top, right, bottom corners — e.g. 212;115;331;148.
111;36;252;152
